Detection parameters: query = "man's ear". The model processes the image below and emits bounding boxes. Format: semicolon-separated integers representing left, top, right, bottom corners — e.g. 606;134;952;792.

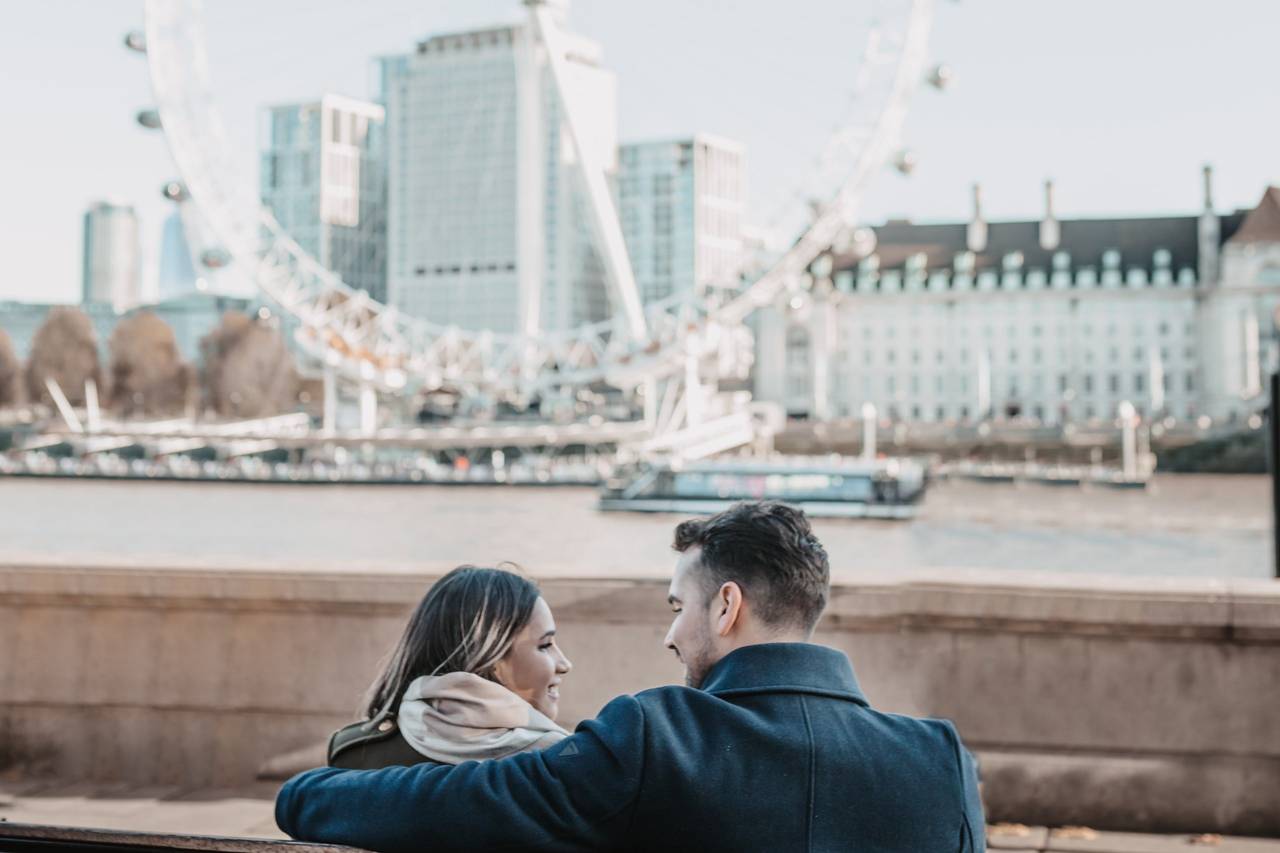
714;581;744;637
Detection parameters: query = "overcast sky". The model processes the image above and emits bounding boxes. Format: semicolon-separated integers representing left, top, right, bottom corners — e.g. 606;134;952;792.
1;0;1276;303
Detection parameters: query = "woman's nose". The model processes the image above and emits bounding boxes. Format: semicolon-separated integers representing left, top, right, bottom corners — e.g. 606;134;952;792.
557;649;573;674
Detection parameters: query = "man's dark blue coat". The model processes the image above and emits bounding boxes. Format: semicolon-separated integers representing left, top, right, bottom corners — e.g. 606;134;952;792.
277;643;985;852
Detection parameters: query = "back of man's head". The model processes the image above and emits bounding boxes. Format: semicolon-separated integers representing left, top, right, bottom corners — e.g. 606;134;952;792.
673;501;830;636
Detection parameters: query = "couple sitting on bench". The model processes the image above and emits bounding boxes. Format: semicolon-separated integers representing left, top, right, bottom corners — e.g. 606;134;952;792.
276;501;986;852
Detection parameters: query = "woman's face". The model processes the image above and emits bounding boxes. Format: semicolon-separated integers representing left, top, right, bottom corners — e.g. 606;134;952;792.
492;596;572;720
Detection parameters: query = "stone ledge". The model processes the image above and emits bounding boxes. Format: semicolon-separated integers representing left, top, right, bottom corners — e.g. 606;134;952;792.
3;563;1277;641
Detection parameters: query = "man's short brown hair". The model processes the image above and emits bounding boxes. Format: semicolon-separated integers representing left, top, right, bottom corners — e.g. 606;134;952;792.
673;501;830;633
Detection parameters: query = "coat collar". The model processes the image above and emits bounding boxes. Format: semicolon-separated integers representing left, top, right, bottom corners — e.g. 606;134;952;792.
698;643;869;706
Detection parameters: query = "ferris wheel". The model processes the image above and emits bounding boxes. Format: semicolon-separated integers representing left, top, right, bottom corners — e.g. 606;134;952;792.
129;0;944;446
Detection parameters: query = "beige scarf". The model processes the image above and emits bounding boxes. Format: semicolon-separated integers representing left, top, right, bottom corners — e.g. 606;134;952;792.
398;672;568;765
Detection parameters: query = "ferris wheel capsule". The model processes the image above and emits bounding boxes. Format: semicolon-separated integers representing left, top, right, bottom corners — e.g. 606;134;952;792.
200;247;232;269
123;31;147;53
893;149;918;176
161;181;189;202
927;64;954;90
136;109;162;130
834;227;877;258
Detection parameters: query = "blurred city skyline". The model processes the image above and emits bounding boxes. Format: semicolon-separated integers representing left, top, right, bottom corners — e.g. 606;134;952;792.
1;0;1276;304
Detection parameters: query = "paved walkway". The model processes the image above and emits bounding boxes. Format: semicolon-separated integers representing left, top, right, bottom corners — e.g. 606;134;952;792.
1;783;1278;851
0;781;285;839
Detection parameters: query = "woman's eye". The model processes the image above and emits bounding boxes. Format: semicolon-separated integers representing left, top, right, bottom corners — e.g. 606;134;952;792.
539;642;554;651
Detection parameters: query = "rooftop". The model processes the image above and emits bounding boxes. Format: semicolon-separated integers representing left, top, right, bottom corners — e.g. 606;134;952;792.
828;184;1280;281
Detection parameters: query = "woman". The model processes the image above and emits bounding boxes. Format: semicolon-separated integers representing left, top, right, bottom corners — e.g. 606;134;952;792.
328;565;573;769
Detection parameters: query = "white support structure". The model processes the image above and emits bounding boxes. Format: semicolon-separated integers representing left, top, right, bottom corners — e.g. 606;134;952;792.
322;366;337;435
84;379;103;433
684;347;705;428
515;20;546;338
977;349;992;420
44;379;83;434
810;298;836;422
1244;307;1262;398
359;383;378;437
861;402;878;462
1119;400;1138;480
527;1;647;343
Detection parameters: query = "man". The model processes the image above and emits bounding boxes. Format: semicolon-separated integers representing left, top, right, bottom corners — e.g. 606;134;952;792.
277;501;986;852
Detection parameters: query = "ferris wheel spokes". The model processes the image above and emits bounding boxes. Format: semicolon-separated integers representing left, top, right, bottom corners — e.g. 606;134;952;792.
137;0;939;416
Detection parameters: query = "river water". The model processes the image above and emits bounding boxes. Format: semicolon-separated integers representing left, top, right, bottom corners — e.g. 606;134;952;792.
0;474;1267;581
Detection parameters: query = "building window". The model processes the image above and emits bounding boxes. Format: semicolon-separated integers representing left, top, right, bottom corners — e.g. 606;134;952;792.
1109;375;1120;394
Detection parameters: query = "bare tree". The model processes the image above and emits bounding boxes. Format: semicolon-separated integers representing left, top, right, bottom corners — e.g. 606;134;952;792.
108;310;194;417
25;306;103;406
200;311;300;418
0;327;22;408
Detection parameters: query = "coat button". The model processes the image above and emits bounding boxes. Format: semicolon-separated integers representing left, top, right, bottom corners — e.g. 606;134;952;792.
377;720;394;733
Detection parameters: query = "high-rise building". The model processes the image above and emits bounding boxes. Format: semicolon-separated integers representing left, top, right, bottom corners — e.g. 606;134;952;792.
379;7;618;333
156;209;199;301
619;135;746;304
82;201;140;312
261;94;388;303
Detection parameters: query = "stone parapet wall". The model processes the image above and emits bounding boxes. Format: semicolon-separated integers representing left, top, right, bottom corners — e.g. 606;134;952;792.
2;563;1277;836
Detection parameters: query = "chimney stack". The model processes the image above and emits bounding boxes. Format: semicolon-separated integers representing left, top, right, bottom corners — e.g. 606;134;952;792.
1039;179;1061;251
1198;164;1220;286
967;183;988;253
